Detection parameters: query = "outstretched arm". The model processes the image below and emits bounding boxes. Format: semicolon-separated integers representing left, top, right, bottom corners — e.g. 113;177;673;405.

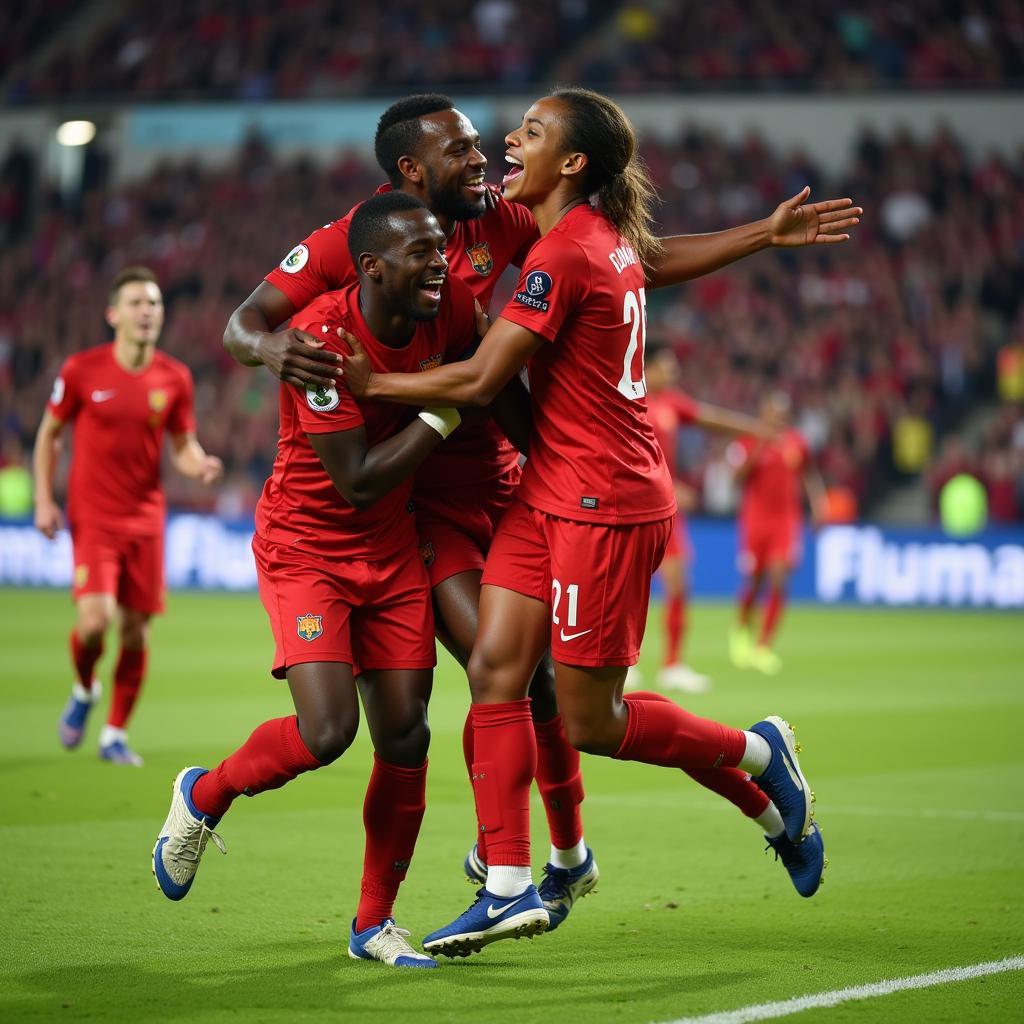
223;281;342;388
309;416;455;511
646;187;862;290
341;317;545;409
694;401;771;439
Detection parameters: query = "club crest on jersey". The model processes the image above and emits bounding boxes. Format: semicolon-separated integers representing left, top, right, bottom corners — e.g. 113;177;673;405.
419;541;435;567
296;613;323;642
305;383;340;412
280;243;309;274
466;242;493;277
514;270;552;312
419;352;443;371
148;389;168;412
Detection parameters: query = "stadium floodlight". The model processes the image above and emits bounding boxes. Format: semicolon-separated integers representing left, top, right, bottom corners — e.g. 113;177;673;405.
55;120;96;147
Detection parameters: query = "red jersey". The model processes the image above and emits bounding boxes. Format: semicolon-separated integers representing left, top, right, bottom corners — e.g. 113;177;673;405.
735;428;810;527
255;279;477;563
499;204;675;526
47;344;195;536
263;185;536;490
646;390;699;478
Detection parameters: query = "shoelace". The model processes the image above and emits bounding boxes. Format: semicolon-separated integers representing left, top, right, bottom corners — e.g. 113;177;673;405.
538;867;571;902
171;819;226;865
372;923;421;961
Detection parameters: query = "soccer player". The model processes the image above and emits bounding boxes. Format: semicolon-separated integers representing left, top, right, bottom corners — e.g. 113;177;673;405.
729;391;827;675
33;266;222;766
152;193;478;970
637;344;768;693
341;89;842;956
223;95;599;930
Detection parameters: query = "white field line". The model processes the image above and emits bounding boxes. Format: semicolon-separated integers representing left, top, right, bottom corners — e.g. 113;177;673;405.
658;956;1024;1024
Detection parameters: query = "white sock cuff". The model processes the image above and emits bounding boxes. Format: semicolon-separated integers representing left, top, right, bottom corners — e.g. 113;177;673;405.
550;838;587;869
486;865;532;898
73;680;101;703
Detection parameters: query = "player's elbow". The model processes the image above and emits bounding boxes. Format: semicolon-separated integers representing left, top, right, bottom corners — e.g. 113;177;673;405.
335;481;379;511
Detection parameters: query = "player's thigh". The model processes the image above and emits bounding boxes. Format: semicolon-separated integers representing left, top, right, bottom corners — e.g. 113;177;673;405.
431;569;483;667
286;661;360;765
357;667;434;767
119;532;165;616
553;661;628;756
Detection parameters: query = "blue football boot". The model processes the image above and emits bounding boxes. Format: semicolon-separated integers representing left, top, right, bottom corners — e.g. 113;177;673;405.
766;821;827;897
749;715;814;842
423;885;548;958
348;919;437;968
463;843;488;884
537;848;599;931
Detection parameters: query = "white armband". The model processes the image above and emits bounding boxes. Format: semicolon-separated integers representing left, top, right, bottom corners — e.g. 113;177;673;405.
417;407;462;439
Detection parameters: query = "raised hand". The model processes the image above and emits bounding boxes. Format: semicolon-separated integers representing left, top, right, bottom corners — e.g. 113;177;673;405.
769;187;863;247
259;328;341;388
337;329;373;398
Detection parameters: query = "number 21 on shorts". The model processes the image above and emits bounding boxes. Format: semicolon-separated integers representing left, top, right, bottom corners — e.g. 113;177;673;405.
552;579;591;642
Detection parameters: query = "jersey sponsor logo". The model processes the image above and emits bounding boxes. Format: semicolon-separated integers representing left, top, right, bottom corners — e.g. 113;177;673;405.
91;389;116;403
419;352;443;371
305;383;340;412
419;541;435;567
51;377;66;405
148;389;168;412
296;612;323;642
280;243;309;274
466;241;493;276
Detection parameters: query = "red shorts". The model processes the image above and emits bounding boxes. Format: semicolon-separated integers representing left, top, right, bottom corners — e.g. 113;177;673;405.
414;468;520;588
71;523;165;614
662;514;693;562
253;536;435;679
482;498;672;667
739;519;802;573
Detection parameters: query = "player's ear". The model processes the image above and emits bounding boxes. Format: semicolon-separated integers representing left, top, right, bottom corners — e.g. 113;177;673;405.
396;155;423;185
561;152;587;181
358;252;381;281
104;305;118;330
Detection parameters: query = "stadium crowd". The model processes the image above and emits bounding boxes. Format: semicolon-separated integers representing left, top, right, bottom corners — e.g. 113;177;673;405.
4;0;1023;102
0;120;1021;522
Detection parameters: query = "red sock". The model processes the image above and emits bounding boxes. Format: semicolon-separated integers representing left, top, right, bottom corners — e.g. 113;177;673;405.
613;692;745;771
665;593;685;665
191;716;321;819
471;700;535;867
355;754;428;932
759;587;786;645
107;647;146;728
738;585;757;628
533;715;584;851
624;692;767;816
70;631;102;691
462;710;486;861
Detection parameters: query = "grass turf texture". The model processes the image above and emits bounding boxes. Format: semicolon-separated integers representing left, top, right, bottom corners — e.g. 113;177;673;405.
0;588;1021;1023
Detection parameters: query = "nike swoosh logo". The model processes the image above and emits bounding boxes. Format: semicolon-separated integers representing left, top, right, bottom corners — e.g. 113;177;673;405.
486;895;531;919
559;628;593;642
91;389;116;403
777;748;804;792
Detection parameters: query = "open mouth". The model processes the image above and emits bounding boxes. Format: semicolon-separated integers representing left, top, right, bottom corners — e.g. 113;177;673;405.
463;173;486;196
501;155;523;189
419;274;446;300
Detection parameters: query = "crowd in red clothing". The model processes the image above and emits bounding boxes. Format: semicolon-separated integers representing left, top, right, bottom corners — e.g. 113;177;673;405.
0;120;1021;522
5;0;1022;103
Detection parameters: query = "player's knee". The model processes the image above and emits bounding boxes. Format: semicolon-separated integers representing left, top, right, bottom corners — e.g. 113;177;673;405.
76;614;110;645
527;660;558;721
374;717;430;768
467;646;519;703
561;713;619;757
301;717;357;765
120;618;150;649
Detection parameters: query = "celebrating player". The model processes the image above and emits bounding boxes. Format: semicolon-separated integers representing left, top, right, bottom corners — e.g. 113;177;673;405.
223;95;599;929
152;193;482;969
729;391;827;675
341;89;839;956
636;344;768;693
33;266;222;766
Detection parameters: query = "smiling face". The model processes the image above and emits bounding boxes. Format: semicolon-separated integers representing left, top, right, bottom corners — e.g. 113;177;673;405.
501;97;582;207
371;207;450;322
414;108;488;223
106;281;164;347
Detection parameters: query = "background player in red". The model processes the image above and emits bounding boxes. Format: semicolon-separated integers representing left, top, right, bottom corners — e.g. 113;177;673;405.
33;266;222;767
635;344;767;693
341;89;837;957
222;95;600;925
729;391;827;675
152;193;478;970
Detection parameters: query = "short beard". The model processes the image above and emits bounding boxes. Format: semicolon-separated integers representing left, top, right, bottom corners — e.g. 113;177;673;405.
426;175;487;224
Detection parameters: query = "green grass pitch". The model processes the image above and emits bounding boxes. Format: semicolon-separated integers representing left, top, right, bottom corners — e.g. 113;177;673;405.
1;588;1021;1023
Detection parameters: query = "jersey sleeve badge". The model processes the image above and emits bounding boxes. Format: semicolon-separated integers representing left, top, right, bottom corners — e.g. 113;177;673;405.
305;383;341;412
466;242;493;276
280;244;310;274
296;613;323;642
514;270;552;312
